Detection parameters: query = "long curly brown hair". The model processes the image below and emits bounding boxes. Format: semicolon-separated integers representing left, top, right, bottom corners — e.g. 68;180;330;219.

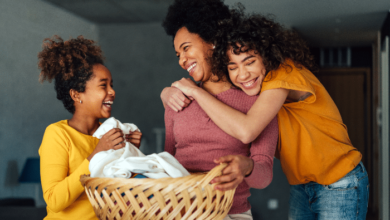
38;35;104;113
212;6;317;82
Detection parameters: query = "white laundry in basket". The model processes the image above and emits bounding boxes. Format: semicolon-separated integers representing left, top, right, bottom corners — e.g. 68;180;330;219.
89;117;190;179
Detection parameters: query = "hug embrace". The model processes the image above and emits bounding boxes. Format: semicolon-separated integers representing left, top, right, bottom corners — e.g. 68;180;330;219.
38;0;369;219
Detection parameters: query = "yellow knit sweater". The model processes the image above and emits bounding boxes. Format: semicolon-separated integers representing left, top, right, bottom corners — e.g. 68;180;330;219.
39;120;99;220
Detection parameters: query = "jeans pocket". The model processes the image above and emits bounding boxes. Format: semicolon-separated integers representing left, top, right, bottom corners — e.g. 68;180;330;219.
324;174;358;191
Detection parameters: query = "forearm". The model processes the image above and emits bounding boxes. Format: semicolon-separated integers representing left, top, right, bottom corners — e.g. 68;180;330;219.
42;159;90;212
192;88;270;143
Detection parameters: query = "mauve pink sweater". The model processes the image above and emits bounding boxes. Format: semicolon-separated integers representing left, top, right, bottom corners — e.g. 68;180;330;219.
164;87;278;214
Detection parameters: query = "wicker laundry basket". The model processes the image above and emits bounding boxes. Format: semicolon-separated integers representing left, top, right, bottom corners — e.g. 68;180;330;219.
80;163;236;220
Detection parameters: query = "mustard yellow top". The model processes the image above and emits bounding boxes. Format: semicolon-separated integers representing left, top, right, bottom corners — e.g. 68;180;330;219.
39;120;99;220
261;60;362;185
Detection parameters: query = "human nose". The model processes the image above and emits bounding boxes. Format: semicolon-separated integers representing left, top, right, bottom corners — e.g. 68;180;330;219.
238;67;250;81
179;54;187;69
108;85;115;97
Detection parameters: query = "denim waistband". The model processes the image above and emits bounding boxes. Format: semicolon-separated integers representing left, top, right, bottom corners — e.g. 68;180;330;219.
345;161;365;177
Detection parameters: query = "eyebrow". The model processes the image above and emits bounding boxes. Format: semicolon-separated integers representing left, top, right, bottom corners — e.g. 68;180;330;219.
175;42;190;55
228;55;255;65
99;78;113;83
179;42;190;49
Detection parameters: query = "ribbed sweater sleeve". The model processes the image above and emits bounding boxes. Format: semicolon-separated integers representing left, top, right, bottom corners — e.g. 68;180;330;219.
164;107;176;156
244;116;278;189
39;125;90;213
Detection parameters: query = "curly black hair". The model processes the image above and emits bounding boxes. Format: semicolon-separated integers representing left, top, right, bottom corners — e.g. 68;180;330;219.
162;0;231;43
212;6;317;82
38;35;104;114
162;0;232;81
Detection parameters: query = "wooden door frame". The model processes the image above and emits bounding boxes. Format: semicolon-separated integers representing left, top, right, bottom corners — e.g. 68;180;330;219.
315;67;375;216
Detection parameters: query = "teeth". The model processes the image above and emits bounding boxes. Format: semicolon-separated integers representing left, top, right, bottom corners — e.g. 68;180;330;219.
103;101;113;105
187;63;197;72
243;79;256;87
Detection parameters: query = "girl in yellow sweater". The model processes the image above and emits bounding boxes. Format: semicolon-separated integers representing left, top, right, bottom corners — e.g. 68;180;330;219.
161;10;369;220
38;36;142;220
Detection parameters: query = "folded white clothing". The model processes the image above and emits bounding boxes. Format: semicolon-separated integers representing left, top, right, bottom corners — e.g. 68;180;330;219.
89;117;190;179
112;169;132;179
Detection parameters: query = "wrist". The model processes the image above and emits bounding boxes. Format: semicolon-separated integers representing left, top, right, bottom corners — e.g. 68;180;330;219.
245;159;254;177
191;86;205;99
87;150;97;161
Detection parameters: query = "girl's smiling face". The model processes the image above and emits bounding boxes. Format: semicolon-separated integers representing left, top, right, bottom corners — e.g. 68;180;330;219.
78;64;115;119
174;27;214;82
227;49;267;96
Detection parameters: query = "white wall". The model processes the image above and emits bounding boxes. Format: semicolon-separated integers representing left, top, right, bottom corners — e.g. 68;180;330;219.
0;0;98;203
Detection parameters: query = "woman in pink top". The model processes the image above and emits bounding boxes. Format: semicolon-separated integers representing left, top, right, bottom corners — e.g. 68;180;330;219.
162;0;278;219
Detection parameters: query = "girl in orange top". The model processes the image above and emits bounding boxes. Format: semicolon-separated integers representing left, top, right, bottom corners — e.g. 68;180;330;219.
161;10;369;220
38;36;142;219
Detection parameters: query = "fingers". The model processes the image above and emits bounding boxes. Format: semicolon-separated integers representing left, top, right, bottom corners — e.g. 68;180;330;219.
103;128;121;136
125;131;142;141
113;142;125;150
211;172;243;191
168;94;191;112
215;180;239;191
211;173;235;184
168;97;185;112
214;155;235;164
165;84;192;112
102;128;125;148
109;129;124;142
125;131;142;148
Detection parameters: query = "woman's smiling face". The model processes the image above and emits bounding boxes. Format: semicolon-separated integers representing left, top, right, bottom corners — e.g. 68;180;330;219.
174;27;214;82
78;64;115;119
227;49;267;96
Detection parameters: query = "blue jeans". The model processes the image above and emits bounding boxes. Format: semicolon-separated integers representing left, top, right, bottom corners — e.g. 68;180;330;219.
289;162;369;220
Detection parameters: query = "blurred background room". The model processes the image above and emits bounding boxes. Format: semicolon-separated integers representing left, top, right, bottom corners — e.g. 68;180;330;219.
0;0;389;219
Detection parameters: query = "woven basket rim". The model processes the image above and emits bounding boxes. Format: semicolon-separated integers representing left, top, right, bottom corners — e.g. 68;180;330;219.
80;163;228;186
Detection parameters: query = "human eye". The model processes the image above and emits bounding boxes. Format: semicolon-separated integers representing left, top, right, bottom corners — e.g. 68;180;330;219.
246;60;255;66
183;45;189;51
228;65;237;71
100;83;107;87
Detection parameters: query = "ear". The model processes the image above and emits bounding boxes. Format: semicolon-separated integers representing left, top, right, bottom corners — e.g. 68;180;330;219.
69;89;81;103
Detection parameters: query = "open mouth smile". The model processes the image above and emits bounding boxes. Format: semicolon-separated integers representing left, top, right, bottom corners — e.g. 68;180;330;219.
103;100;113;109
240;77;259;89
186;63;197;75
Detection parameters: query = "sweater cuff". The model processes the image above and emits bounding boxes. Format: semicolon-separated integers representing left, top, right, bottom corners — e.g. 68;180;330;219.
244;163;264;188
